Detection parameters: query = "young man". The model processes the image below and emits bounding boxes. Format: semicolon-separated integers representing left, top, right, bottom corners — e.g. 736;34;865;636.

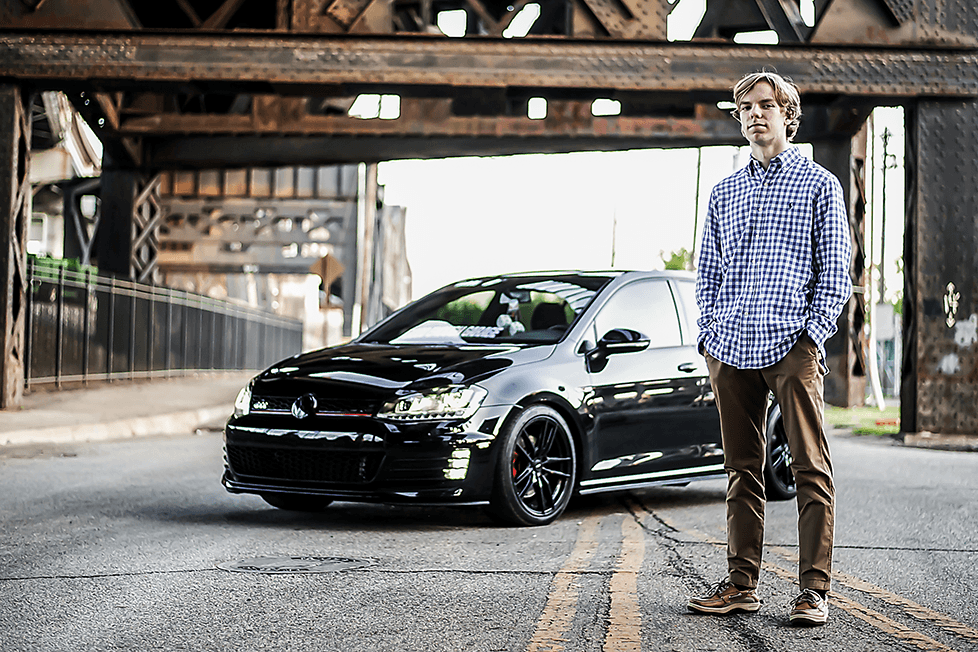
688;71;852;626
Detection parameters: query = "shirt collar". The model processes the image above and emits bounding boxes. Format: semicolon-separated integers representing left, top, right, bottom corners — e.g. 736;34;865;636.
748;146;801;178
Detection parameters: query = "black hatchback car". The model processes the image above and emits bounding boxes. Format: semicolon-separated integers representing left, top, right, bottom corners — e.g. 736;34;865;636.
223;270;795;526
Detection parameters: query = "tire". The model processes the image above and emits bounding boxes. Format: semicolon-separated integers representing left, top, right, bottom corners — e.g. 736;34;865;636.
489;405;577;526
764;404;797;501
261;493;333;512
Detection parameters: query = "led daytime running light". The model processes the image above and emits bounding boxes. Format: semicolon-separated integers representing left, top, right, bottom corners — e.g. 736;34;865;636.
379;385;487;421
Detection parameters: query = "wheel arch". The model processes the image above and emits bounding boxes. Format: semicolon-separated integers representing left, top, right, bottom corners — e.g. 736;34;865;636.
503;391;585;482
487;392;583;526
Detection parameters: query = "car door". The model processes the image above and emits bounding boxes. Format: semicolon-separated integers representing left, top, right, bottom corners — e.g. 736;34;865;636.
582;278;721;489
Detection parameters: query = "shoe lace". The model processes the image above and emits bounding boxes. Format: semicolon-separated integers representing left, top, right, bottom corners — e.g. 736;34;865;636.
793;589;823;608
709;578;734;594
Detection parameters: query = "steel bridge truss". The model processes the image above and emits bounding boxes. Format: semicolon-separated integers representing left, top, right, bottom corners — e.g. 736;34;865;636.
1;0;976;435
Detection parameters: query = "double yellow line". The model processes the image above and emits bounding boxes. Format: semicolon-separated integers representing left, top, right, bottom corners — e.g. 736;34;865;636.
525;514;601;652
765;544;978;652
524;501;646;652
525;499;977;652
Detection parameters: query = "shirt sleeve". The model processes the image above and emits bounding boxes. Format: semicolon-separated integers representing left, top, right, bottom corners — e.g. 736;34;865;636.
806;174;853;348
695;189;723;353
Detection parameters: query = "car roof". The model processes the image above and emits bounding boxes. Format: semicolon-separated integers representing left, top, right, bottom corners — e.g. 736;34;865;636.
450;269;694;285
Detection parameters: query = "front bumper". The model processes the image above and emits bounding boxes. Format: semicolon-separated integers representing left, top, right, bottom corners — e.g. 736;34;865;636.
222;405;512;505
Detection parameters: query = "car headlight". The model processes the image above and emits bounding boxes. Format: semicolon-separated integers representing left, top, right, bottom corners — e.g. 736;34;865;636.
378;385;488;421
233;383;253;417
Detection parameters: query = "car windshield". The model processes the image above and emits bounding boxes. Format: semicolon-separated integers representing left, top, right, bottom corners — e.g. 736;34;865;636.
362;274;615;345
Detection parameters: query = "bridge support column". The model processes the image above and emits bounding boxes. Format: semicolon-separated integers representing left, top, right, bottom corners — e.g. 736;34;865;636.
97;163;162;283
62;177;101;266
904;101;978;436
0;85;31;409
813;135;868;408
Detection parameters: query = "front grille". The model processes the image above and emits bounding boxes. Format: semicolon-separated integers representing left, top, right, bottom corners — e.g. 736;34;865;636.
250;395;379;416
227;445;384;484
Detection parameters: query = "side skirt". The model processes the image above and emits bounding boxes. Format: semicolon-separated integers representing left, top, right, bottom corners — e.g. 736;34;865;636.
577;464;725;496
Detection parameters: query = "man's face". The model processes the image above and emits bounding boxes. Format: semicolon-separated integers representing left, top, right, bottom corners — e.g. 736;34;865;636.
737;81;789;149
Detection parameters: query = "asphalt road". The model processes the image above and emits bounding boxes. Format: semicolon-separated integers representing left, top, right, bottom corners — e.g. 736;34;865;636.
1;429;976;652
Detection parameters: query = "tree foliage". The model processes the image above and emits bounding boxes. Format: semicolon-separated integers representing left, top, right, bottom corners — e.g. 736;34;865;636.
661;247;693;271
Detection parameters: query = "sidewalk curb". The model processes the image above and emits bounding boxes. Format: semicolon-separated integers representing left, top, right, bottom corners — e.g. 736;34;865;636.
901;431;978;452
1;406;231;447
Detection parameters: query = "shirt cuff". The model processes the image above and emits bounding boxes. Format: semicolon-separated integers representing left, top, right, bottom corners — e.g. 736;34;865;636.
805;319;833;352
697;329;710;356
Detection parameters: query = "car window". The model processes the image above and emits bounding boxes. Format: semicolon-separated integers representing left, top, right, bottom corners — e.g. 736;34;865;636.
670;279;700;345
433;291;495;325
592;279;682;348
366;274;613;345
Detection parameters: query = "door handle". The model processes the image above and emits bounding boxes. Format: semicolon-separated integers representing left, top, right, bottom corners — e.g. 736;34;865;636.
678;362;697;373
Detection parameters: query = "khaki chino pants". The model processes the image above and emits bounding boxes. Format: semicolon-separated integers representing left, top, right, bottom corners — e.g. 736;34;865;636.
705;335;834;593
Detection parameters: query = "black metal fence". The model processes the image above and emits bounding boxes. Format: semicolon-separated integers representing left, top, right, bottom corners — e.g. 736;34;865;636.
26;259;303;387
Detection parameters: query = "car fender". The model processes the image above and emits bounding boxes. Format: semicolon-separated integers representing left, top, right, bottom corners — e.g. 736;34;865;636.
479;354;592;468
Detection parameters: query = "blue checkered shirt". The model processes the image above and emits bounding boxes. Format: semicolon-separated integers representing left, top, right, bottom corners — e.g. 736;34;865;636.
695;147;852;370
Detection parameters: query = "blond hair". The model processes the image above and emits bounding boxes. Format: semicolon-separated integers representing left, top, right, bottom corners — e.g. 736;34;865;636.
732;71;802;141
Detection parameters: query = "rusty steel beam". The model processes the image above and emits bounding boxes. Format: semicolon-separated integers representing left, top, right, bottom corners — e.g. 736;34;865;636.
117;104;737;138
126;102;860;168
143;129;749;168
1;32;976;98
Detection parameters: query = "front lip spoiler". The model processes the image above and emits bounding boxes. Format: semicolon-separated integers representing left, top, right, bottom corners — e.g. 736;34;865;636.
222;473;490;507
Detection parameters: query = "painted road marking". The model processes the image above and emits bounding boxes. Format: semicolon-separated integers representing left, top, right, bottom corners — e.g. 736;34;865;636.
652;509;971;652
763;560;959;652
529;502;973;652
768;545;978;648
526;514;602;652
603;502;645;652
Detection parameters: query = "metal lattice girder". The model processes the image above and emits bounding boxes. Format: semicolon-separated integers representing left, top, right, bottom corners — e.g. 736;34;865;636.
754;0;809;42
2;32;977;97
158;196;354;274
578;0;670;39
0;85;30;409
325;0;374;29
904;99;978;436
131;174;163;284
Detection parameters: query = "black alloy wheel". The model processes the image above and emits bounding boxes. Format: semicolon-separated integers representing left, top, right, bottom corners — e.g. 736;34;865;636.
489;405;577;526
261;493;333;512
764;403;797;501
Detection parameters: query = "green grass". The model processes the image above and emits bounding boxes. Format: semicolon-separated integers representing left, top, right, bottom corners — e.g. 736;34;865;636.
824;404;901;436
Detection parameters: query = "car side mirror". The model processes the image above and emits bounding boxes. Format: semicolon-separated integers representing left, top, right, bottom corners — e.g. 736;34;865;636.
596;328;650;355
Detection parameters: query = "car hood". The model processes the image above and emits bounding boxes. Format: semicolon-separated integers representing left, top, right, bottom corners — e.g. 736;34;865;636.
251;342;553;399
